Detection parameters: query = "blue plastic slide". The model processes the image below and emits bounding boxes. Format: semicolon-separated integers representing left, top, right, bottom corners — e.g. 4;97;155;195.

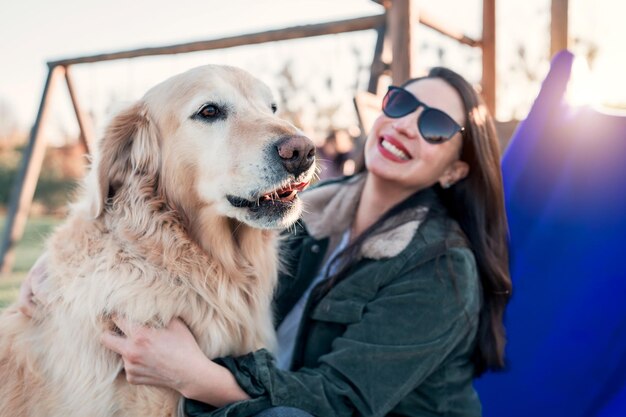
475;50;626;417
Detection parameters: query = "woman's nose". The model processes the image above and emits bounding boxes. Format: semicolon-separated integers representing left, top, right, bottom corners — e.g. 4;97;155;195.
391;111;419;139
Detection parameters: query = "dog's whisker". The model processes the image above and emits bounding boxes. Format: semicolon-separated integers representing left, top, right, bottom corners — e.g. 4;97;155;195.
232;221;244;236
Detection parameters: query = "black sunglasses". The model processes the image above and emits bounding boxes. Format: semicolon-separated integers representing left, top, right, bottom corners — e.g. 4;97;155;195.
382;86;465;144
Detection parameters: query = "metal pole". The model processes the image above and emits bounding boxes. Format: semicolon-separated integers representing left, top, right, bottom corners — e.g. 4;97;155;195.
551;0;569;58
368;24;388;94
65;66;95;154
482;0;497;116
387;0;420;84
0;65;65;275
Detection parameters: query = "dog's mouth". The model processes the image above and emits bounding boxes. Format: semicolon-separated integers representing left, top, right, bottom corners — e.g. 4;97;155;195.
227;181;310;209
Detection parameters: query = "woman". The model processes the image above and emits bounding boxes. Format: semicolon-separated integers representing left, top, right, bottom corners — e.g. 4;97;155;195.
20;67;511;416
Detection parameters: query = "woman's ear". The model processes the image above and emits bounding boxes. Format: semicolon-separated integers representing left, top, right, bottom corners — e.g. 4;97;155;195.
89;102;161;218
438;160;470;188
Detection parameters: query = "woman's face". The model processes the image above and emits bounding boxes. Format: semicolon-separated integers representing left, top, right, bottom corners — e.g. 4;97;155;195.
364;78;468;191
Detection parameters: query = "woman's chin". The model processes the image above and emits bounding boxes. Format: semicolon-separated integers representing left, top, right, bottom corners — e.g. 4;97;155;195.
366;162;404;183
367;154;403;176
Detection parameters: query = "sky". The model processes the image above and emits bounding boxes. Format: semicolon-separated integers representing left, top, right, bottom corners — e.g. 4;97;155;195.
0;0;624;143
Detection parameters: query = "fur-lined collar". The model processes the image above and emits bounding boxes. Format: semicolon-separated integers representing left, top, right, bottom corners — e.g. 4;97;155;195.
301;174;430;260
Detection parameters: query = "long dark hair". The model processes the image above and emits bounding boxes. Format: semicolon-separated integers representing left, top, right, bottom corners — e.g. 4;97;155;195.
316;67;511;376
403;67;512;375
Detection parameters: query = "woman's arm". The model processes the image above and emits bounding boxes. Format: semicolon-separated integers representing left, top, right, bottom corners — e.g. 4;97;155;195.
100;316;250;407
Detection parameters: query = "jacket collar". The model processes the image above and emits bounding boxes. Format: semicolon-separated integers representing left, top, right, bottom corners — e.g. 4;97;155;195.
300;174;433;260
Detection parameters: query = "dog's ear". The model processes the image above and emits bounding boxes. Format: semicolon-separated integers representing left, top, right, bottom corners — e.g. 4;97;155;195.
89;101;162;218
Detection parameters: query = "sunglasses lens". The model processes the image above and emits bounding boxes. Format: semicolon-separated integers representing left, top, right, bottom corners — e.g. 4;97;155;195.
419;109;461;143
383;88;415;118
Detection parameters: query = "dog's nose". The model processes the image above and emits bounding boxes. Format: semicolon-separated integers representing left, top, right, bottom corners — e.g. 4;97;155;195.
277;135;316;176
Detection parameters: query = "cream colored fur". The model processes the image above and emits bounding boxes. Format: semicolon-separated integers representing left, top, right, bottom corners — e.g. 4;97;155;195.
0;65;314;417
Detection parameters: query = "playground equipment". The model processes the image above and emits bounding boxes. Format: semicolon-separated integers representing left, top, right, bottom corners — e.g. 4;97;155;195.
476;50;626;417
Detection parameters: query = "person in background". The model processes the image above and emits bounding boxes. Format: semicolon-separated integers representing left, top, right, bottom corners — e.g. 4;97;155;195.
19;66;511;417
316;129;356;180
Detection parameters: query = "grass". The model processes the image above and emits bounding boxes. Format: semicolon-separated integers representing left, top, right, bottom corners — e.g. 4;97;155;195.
0;272;25;310
0;215;61;309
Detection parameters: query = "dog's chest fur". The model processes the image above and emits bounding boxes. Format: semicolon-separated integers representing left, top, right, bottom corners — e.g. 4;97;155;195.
29;204;278;416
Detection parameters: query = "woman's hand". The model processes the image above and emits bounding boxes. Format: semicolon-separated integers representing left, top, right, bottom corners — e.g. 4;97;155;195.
100;316;250;406
18;253;49;317
101;316;209;395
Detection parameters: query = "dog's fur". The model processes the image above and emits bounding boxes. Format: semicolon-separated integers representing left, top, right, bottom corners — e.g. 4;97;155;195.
0;65;315;417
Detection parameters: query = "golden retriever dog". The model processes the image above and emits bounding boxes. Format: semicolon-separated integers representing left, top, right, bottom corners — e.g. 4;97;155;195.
0;65;316;417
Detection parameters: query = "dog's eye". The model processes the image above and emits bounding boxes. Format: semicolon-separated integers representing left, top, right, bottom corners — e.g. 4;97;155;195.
271;103;277;114
197;104;221;119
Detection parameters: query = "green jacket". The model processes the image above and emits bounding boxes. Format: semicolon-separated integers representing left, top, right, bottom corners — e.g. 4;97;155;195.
186;175;482;417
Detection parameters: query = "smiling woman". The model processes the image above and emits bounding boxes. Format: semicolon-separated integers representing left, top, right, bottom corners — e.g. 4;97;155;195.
363;76;469;198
